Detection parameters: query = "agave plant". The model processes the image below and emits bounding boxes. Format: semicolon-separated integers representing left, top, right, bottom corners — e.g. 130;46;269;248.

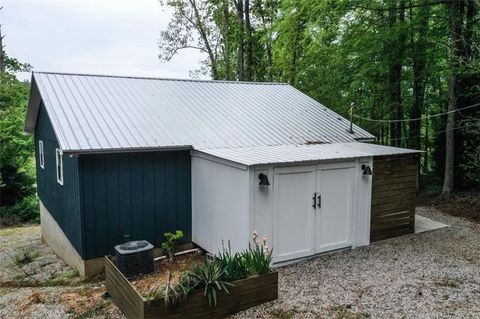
187;259;235;307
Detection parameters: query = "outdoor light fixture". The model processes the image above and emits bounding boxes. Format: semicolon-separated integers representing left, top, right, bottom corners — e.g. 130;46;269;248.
258;173;270;186
361;164;373;176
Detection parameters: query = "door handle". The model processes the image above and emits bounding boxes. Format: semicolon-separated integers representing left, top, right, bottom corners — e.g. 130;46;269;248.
312;192;317;209
317;194;321;208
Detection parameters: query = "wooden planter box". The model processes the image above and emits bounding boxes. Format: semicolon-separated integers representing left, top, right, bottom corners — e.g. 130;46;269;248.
105;256;278;319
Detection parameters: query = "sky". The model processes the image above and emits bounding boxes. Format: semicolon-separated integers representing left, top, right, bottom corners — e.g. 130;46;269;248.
0;0;205;81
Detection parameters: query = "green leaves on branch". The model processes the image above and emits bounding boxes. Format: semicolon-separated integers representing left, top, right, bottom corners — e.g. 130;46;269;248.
161;230;184;262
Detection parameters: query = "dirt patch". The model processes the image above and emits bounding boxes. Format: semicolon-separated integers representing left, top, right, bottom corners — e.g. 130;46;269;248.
418;191;480;223
130;251;205;297
60;285;106;316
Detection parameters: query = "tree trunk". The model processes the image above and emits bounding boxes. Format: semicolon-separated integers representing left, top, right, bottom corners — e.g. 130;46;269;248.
245;0;253;81
290;14;304;85
190;0;218;79
442;0;464;197
424;116;429;174
258;1;274;81
388;1;406;147
0;26;4;74
409;3;430;150
223;0;231;80
236;0;244;81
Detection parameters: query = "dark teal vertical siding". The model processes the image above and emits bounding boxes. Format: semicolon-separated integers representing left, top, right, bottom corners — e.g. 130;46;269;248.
79;151;191;259
35;104;192;260
34;105;84;256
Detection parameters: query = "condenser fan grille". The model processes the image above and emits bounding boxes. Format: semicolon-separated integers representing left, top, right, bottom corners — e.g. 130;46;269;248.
119;241;149;250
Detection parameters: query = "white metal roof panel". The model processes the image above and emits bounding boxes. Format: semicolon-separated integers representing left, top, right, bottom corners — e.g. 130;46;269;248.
25;72;374;152
196;142;420;166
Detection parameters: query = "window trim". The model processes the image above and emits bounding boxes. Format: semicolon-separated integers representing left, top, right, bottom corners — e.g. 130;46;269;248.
39;140;45;169
56;148;64;185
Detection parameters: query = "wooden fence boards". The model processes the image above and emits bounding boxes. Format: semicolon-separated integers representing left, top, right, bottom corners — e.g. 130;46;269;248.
370;154;418;242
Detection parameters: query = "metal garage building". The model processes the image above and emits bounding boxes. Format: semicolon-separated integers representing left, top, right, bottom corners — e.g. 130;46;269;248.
25;72;419;276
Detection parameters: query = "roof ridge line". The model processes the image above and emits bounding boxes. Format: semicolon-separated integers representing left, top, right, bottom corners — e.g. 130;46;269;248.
32;71;290;86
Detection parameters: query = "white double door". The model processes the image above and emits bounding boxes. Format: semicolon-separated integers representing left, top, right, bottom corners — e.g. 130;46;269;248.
273;162;355;262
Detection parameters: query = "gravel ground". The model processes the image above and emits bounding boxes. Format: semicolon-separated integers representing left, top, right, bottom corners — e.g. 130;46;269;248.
1;207;480;319
234;207;480;319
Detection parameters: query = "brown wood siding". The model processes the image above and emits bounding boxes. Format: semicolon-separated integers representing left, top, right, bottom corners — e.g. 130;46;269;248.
370;154;418;242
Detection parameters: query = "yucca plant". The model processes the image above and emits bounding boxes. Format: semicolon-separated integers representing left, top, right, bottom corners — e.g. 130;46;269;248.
187;259;235;307
148;271;189;308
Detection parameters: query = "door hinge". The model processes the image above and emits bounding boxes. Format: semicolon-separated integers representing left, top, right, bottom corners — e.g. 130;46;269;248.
317;194;321;208
312;192;317;209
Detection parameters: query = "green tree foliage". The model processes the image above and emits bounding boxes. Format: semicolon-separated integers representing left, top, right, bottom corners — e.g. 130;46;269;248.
0;53;37;225
159;0;480;192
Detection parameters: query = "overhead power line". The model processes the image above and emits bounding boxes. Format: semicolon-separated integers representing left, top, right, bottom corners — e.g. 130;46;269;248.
353;102;480;123
388;121;480;142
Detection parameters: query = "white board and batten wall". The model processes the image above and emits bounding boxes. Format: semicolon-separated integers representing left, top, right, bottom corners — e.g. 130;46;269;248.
191;149;373;263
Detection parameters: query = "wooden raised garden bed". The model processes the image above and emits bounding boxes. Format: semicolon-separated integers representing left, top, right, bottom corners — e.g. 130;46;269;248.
105;255;278;319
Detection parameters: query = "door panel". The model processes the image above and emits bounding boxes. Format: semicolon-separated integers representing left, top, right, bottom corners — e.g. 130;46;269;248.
273;166;316;262
316;164;354;253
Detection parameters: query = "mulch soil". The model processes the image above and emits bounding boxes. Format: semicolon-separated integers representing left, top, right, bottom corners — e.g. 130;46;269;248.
129;251;205;298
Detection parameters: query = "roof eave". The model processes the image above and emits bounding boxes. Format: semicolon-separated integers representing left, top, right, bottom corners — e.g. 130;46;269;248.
63;145;194;156
24;73;40;135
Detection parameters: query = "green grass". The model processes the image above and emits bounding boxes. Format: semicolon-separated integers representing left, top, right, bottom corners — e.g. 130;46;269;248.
13;250;41;267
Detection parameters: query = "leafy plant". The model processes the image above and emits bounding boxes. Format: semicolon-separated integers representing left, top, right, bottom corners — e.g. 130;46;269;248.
161;230;184;262
148;282;165;301
187;259;234;307
164;271;187;308
217;241;247;282
242;231;273;276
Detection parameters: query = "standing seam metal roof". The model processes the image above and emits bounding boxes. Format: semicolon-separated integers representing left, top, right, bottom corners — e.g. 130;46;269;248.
25;72;374;153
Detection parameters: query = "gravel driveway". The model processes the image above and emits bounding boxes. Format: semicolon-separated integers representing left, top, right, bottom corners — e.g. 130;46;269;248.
235;207;480;319
1;207;480;318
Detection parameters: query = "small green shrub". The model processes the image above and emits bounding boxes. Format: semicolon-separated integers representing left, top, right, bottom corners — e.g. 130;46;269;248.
187;259;234;307
0;194;40;226
161;230;184;262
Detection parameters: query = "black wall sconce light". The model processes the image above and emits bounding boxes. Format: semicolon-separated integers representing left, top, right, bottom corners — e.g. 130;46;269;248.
361;164;373;176
258;173;270;186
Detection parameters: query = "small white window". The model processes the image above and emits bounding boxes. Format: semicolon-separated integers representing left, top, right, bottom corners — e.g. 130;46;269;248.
56;148;63;185
38;140;45;169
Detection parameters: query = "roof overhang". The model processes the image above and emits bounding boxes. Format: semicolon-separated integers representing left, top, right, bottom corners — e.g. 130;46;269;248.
195;142;421;167
63;145;193;156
